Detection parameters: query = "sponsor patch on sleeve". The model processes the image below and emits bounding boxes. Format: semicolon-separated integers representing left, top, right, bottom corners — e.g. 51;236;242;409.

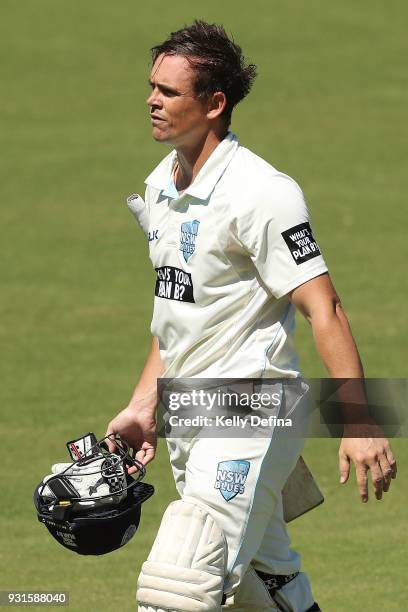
281;222;321;265
155;266;195;303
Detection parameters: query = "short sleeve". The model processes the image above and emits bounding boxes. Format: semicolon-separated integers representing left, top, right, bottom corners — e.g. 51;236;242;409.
235;175;328;298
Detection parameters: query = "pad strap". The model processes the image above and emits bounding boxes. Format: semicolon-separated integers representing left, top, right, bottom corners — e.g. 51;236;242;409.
255;570;299;598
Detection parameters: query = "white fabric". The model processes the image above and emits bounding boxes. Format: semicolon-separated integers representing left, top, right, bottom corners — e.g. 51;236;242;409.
222;568;314;612
131;133;322;609
137;500;227;611
222;567;280;611
166;431;305;595
273;573;315;611
128;193;150;235
128;132;328;379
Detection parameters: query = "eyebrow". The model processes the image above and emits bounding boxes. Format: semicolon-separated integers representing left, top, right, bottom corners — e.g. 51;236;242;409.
148;79;181;96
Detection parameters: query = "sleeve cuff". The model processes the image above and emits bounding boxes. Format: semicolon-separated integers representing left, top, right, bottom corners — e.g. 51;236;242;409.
271;264;329;299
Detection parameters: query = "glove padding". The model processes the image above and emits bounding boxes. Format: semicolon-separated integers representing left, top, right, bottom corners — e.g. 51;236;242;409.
42;454;127;511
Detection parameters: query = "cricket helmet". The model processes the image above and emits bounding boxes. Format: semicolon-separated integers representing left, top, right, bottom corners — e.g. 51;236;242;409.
34;432;154;555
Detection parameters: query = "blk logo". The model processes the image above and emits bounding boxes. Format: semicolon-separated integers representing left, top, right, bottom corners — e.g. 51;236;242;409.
148;229;159;242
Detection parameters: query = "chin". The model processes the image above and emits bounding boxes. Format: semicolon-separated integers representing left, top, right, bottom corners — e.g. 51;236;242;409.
152;129;171;144
152;134;169;143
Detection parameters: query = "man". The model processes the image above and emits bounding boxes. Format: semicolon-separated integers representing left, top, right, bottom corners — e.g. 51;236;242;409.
106;21;397;611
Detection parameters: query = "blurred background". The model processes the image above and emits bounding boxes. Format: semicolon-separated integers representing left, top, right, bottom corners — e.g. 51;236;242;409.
1;0;407;609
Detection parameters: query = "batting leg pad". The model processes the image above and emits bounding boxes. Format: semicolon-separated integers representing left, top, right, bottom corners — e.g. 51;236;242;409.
137;499;228;611
222;567;281;611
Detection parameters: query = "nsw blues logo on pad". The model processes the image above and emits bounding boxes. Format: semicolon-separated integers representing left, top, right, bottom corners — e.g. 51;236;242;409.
214;460;250;502
180;220;200;262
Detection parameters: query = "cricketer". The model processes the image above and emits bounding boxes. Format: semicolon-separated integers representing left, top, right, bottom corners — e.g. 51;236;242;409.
106;21;397;611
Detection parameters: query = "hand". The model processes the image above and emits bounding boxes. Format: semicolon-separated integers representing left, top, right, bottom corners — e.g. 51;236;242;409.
105;402;157;472
338;420;397;502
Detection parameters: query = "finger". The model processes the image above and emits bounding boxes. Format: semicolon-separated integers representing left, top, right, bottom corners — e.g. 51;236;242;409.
141;446;155;466
378;454;393;493
355;463;369;502
135;448;147;464
104;428;118;453
338;451;350;484
135;446;155;466
369;461;384;501
385;447;397;479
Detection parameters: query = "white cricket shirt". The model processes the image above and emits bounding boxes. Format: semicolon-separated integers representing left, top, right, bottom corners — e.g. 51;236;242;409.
128;133;328;378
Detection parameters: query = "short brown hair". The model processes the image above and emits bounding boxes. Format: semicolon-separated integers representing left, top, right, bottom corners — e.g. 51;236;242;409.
151;20;257;125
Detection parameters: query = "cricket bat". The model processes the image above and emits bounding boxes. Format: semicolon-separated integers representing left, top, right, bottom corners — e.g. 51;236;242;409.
282;456;324;523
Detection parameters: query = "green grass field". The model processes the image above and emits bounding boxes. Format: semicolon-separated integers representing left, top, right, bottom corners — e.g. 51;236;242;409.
1;0;407;609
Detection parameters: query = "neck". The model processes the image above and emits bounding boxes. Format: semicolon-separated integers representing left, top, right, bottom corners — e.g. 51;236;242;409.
174;129;228;191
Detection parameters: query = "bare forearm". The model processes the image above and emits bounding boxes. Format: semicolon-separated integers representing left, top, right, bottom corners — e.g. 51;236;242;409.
290;274;397;501
290;275;367;415
310;303;370;421
129;336;164;411
311;300;363;378
105;336;161;466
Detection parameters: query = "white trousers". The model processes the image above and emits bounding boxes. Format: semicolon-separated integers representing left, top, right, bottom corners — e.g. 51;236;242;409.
166;431;310;598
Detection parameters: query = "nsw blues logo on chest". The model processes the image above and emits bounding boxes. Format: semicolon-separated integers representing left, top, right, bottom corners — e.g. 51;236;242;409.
180;220;200;262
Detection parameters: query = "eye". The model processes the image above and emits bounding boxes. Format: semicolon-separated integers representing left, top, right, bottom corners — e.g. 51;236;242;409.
148;81;156;92
160;87;177;97
148;80;179;97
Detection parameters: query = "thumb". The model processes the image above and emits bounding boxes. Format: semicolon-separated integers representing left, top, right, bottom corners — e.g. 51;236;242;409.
339;451;350;484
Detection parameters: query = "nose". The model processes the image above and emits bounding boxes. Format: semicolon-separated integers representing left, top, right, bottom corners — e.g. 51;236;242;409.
147;87;162;110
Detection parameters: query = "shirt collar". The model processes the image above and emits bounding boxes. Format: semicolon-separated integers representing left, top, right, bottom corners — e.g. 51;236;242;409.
145;132;239;201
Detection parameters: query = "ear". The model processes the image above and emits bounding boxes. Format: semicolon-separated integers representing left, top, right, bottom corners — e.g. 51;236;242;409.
207;91;227;120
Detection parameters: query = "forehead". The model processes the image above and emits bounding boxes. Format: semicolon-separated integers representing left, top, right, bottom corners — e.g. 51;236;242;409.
150;53;195;89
